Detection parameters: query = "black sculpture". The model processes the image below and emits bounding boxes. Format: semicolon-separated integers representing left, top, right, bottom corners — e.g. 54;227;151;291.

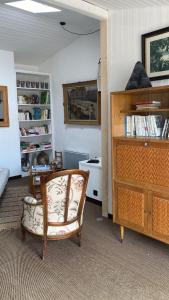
125;61;152;90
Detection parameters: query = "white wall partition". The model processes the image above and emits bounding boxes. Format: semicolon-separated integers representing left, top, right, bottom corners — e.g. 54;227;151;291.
0;50;20;176
40;32;101;158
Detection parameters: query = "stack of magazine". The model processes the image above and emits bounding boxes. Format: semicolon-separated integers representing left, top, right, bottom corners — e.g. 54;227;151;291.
135;101;161;110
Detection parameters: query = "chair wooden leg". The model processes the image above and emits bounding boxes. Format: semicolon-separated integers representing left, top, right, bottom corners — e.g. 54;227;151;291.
120;225;124;243
77;231;81;247
21;225;26;241
42;237;47;260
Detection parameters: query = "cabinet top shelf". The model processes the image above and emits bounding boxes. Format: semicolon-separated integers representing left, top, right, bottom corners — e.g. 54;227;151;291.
18;104;50;107
20;133;52;138
19;119;51;122
113;136;169;144
111;85;169;96
17;87;50;91
120;108;169;113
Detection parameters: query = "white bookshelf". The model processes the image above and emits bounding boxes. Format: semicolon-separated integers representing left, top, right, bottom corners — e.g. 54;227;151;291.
16;70;54;177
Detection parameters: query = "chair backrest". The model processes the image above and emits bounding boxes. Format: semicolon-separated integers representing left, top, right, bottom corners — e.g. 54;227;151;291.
41;169;89;229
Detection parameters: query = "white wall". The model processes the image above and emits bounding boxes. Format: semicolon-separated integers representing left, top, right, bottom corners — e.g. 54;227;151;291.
107;6;169;213
39;32;101;157
108;6;169;91
0;50;20;176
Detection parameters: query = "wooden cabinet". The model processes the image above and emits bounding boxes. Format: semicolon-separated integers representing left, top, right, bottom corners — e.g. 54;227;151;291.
111;85;169;245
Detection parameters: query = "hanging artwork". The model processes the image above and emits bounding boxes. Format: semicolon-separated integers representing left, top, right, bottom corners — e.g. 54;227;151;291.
0;86;9;127
142;26;169;80
63;80;101;125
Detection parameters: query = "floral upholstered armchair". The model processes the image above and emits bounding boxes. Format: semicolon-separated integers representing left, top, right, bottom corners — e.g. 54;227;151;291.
21;169;89;259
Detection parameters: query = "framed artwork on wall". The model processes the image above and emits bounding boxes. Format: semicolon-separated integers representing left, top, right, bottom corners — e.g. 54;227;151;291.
63;80;101;125
142;26;169;81
0;86;9;127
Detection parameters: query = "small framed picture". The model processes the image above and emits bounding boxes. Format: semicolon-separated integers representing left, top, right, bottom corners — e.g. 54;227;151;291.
142;26;169;81
63;80;101;125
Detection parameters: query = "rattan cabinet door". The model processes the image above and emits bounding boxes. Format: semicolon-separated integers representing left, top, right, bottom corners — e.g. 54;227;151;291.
115;140;154;185
114;182;148;233
150;192;169;243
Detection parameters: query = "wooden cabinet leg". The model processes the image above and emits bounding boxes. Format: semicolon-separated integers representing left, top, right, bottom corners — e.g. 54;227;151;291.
120;225;124;243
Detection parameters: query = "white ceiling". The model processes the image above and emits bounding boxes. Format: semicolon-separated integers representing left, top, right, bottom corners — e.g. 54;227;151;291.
0;0;99;65
85;0;169;9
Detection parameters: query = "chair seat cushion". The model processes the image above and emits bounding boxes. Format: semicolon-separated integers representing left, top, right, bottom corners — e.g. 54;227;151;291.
22;203;79;236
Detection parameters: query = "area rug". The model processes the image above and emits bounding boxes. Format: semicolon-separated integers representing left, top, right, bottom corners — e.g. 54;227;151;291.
0;183;29;231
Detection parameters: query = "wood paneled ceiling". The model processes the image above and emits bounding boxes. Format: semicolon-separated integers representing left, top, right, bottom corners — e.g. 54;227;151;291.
0;0;99;65
84;0;169;9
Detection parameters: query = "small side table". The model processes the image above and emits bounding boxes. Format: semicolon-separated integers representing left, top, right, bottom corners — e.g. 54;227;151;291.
29;167;55;197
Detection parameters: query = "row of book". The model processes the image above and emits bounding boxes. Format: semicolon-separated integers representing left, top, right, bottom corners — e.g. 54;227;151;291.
20;125;51;136
21;141;52;153
18;108;50;121
125;115;163;137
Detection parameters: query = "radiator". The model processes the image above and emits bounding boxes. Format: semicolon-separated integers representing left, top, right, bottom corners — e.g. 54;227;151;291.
63;150;89;169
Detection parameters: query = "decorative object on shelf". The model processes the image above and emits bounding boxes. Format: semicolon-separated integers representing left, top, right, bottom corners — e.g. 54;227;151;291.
32;107;41;120
40;91;50;104
35;82;39;89
20;81;25;88
63;80;101;125
30;94;39;104
26;81;30;88
21;153;30;172
0;86;9;127
142;26;169;80
125;61;152;90
50;151;63;170
37;151;49;165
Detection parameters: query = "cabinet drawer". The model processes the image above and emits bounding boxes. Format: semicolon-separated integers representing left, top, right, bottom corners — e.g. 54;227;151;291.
114;182;148;233
114;139;169;188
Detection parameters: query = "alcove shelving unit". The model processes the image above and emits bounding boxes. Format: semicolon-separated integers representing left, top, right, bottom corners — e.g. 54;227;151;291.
16;70;54;177
111;85;169;246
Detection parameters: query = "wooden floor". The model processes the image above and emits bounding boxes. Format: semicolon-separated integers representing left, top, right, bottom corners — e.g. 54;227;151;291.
0;177;29;230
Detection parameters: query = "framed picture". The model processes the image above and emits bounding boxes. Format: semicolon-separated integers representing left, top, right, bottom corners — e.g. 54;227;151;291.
0;86;9;127
63;80;101;125
142;26;169;81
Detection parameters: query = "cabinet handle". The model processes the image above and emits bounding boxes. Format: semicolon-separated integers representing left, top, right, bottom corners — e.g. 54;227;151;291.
144;142;148;147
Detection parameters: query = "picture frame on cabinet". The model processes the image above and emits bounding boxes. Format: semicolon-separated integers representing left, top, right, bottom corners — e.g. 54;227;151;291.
142;26;169;81
0;86;9;127
63;80;101;125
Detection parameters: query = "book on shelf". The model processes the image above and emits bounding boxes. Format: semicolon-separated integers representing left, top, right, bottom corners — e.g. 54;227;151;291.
125;115;164;137
32;165;51;171
20;125;50;136
135;101;161;110
20;141;52;152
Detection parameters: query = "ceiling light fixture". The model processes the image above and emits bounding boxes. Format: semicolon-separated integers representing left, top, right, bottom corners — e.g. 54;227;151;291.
5;0;61;13
59;21;100;36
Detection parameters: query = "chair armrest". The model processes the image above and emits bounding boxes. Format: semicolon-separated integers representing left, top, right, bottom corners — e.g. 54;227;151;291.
23;196;42;206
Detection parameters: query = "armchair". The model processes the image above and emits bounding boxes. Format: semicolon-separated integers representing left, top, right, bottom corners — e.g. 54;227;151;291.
21;169;89;259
